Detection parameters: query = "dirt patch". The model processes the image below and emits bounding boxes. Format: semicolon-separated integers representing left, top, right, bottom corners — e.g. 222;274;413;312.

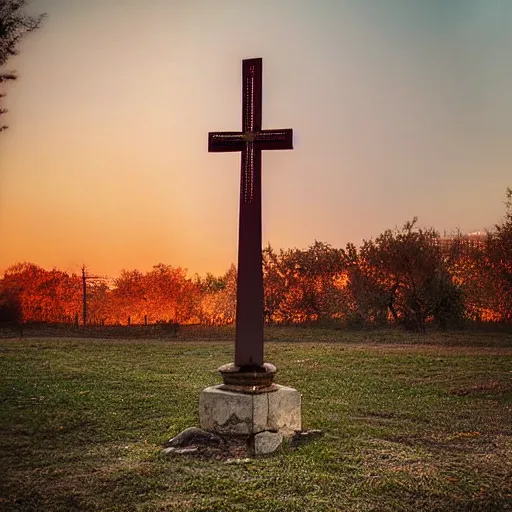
449;380;512;396
387;432;507;455
357;343;512;356
350;411;400;425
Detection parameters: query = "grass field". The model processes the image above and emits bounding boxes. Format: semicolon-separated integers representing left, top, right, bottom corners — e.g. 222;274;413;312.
1;328;511;511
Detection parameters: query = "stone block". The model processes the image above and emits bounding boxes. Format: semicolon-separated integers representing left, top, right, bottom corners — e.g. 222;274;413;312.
267;385;301;434
253;431;283;455
199;386;263;434
199;384;301;436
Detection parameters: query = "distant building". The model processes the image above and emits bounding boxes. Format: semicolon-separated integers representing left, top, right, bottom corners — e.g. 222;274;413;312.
436;231;487;255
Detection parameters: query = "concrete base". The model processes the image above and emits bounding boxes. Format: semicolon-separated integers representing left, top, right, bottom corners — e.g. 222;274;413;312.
199;384;301;444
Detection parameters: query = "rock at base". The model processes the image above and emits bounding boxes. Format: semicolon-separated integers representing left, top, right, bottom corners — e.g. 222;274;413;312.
252;431;283;455
163;446;199;455
164;427;223;448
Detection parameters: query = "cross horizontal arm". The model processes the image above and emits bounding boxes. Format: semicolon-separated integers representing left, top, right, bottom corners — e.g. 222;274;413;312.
255;129;293;150
208;132;246;153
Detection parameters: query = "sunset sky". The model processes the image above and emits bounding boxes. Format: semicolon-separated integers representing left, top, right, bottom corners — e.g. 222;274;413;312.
1;0;511;278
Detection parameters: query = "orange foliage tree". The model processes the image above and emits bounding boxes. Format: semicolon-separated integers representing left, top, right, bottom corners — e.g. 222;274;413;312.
197;265;237;325
263;241;345;324
340;242;389;326
484;188;512;322
0;263;81;323
108;265;202;325
111;269;147;324
357;219;464;331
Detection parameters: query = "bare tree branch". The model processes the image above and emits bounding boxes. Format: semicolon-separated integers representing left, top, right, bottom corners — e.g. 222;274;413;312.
0;0;46;130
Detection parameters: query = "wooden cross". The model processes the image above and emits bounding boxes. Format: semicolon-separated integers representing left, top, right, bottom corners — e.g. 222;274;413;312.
208;58;293;368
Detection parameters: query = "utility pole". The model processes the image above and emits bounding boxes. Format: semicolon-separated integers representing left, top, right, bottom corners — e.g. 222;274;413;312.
82;265;87;326
81;265;109;327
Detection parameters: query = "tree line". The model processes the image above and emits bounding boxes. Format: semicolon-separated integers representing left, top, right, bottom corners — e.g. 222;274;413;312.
1;189;511;331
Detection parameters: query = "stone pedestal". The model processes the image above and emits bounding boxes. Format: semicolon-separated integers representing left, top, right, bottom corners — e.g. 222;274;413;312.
199;384;301;454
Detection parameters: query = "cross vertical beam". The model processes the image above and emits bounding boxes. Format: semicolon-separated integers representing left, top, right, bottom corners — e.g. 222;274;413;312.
208;58;293;369
236;138;263;367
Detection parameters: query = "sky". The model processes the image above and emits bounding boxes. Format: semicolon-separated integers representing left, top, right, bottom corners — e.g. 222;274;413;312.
1;0;511;278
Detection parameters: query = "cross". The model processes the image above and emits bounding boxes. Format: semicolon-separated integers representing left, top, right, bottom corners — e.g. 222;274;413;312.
208;58;293;369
